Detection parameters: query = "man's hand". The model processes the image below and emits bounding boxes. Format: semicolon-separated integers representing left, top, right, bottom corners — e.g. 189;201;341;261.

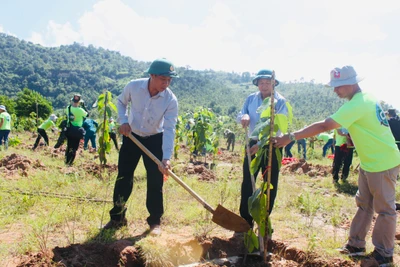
241;114;250;128
118;123;131;136
271;135;291;148
158;159;171;175
249;143;259;156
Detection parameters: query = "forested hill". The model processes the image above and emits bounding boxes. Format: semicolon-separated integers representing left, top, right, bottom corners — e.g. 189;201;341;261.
0;33;345;123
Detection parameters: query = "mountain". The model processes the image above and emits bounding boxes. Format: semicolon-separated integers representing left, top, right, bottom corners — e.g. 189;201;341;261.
0;33;346;123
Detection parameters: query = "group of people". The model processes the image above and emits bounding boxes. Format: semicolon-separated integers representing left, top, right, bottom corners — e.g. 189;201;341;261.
1;59;398;265
100;59;399;266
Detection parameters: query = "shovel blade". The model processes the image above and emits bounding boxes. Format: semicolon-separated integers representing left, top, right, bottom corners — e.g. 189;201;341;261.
212;204;251;233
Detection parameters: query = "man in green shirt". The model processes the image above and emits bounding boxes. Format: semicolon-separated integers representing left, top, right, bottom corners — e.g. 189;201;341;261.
0;105;11;150
32;114;58;150
272;65;400;266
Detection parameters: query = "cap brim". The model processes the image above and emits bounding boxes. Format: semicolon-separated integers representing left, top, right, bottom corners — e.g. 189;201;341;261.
326;76;364;87
252;75;280;86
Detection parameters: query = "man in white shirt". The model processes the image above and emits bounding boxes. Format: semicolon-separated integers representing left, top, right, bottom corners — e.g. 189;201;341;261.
103;58;179;236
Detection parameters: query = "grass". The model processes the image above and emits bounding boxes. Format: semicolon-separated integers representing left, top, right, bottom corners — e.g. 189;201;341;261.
1;133;400;265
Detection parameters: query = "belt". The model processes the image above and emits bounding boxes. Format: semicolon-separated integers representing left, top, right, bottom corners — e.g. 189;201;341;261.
133;132;162;139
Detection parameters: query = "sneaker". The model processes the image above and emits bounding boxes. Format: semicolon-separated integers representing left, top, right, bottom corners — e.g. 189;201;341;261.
149;224;161;236
337;244;366;256
363;250;393;267
102;218;127;230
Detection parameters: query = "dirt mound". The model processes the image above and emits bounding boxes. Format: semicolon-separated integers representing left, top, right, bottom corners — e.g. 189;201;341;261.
280;159;331;177
82;162;118;178
186;162;217;181
12;235;357;267
0;153;46;177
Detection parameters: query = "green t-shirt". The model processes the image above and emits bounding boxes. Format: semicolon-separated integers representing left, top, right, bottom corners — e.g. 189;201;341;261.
0;112;11;130
334;128;347;146
331;92;400;172
65;106;88;127
317;132;333;143
39;119;56;130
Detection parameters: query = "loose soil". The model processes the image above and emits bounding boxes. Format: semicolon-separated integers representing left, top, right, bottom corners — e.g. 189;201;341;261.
2;151;400;266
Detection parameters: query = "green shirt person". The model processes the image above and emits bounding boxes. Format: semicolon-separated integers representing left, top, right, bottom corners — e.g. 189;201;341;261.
272;65;400;265
0;105;11;150
32;114;58;150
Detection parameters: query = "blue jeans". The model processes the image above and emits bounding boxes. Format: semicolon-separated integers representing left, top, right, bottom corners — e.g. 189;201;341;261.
322;139;334;157
0;130;10;149
297;139;307;160
284;140;295;157
84;133;96;149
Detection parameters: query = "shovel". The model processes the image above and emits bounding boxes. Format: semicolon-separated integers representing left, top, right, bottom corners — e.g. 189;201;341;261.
127;133;251;233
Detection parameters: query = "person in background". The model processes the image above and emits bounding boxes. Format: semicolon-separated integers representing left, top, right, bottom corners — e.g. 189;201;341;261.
332;127;354;183
54;119;68;149
273;65;400;266
32;114;58;150
284;140;295;158
236;69;289;230
109;117;119;151
224;129;235;152
387;108;400;150
317;131;335;157
297;138;307;160
103;58;179;236
0;105;11;150
82;115;98;151
65;94;88;165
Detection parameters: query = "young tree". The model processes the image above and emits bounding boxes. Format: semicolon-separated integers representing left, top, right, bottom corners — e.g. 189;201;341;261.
15;88;52;119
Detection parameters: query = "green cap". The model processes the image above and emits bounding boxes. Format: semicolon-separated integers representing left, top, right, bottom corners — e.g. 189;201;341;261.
252;69;279;86
146;58;179;77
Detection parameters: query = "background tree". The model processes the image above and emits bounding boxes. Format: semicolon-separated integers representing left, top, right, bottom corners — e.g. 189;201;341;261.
14;88;52;120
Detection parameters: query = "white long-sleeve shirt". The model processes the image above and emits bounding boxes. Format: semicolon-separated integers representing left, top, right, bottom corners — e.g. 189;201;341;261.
117;78;178;160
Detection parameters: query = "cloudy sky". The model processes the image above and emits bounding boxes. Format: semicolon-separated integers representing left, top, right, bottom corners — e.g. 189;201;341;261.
1;0;400;108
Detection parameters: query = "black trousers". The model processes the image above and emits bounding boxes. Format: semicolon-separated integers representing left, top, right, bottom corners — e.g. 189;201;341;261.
332;146;354;180
109;132;119;150
54;131;67;148
109;132;164;226
33;128;49;149
65;136;81;165
240;141;281;227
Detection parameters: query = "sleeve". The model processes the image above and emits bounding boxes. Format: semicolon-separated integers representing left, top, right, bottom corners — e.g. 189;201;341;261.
162;97;179;160
236;95;250;124
117;82;132;125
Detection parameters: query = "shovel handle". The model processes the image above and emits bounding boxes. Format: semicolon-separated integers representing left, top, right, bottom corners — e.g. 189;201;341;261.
127;133;215;214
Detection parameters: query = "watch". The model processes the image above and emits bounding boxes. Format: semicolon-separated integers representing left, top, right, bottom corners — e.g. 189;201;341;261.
288;132;296;141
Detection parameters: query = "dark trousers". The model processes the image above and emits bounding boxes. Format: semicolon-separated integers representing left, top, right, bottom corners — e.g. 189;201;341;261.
297;139;307;160
84;133;96;150
332;146;354;181
323;139;335;157
109;132;164;226
54;131;67;148
110;132;119;150
65;136;81;165
284;140;295;157
33;128;49;149
240;141;281;227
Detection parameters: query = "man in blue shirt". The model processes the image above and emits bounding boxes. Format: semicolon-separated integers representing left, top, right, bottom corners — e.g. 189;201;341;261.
103;58;179;236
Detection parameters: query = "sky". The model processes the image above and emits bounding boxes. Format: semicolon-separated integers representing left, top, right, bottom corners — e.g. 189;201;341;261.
1;0;400;108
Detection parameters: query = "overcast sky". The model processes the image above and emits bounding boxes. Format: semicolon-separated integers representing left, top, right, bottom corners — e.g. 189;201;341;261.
1;0;399;108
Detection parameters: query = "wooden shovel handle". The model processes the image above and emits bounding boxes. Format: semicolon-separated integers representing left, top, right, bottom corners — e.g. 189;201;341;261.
127;133;215;214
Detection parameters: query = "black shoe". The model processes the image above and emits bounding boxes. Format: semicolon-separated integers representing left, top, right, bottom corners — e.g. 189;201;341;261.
363;250;393;267
337;244;366;256
102;218;127;230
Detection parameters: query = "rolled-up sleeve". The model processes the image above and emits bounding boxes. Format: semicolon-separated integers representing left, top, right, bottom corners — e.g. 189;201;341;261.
117;83;131;125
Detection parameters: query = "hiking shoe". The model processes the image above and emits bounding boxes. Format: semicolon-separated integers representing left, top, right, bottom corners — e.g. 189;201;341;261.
149;224;161;236
337;244;366;256
362;250;393;267
102;218;127;230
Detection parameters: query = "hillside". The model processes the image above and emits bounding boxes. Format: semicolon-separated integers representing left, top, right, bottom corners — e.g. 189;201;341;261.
0;33;345;124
